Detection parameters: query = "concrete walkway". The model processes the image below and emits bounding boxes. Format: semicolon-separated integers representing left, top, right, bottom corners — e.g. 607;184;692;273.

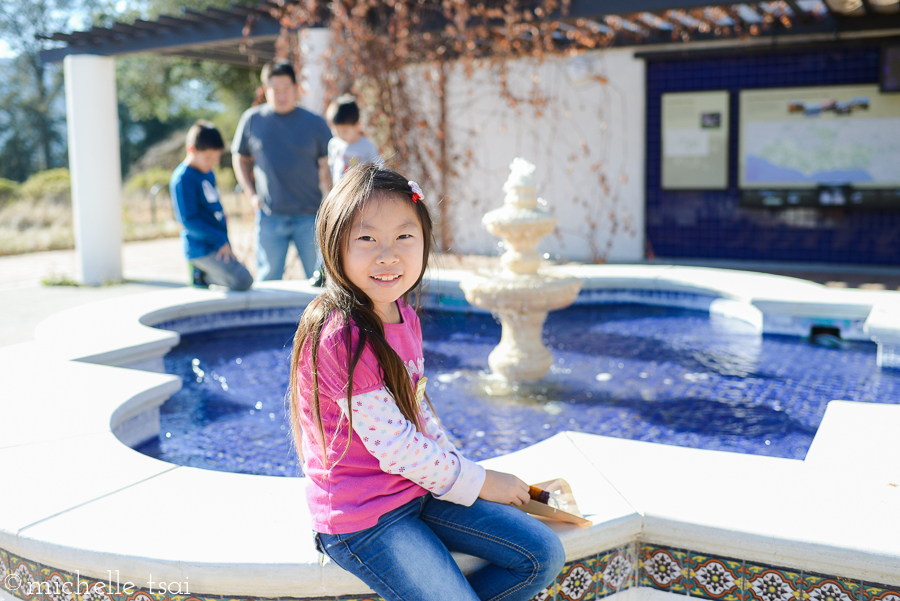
0;239;191;347
3;237;900;348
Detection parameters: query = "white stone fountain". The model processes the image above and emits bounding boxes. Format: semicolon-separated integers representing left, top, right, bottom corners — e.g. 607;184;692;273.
460;158;582;383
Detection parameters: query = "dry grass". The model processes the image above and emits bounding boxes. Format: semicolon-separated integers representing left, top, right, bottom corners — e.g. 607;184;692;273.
0;197;74;255
0;188;252;257
0;196;71;231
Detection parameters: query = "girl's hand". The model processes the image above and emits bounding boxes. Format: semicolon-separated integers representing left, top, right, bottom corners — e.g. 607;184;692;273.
479;469;531;506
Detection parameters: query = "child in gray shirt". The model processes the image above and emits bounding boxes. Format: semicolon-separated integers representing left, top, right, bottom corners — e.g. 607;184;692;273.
325;95;383;185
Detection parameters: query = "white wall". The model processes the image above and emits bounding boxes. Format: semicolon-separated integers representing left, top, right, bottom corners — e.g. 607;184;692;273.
438;48;646;263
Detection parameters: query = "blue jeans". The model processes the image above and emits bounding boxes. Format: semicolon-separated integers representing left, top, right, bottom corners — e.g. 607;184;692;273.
255;212;320;280
191;251;253;291
316;495;565;601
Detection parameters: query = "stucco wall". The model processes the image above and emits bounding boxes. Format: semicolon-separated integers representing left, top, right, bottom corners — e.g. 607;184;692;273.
437;48;646;263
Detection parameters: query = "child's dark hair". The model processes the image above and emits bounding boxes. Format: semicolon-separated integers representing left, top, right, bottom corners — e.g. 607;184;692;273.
326;94;361;126
289;163;434;466
186;120;224;151
261;60;296;85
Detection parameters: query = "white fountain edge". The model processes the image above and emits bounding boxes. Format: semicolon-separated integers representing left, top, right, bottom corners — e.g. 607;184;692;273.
0;265;898;595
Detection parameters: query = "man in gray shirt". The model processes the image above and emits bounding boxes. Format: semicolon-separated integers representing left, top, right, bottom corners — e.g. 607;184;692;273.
232;61;332;281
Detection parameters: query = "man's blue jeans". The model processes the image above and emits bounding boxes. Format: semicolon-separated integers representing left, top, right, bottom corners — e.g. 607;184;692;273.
316;495;565;601
255;212;319;281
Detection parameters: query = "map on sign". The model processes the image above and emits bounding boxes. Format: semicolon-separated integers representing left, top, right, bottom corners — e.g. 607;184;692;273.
739;85;900;189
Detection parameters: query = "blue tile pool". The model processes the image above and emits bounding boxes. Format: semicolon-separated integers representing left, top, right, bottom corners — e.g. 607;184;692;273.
138;303;900;476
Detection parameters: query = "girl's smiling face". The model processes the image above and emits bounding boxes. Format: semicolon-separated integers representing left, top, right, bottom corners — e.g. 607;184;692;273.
342;194;424;324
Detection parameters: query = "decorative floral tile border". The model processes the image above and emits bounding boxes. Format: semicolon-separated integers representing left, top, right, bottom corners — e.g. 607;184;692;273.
0;545;635;601
2;544;898;601
639;544;900;601
641;545;688;594
687;551;742;601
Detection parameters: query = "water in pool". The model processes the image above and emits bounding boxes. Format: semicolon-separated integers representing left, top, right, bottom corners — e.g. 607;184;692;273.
139;304;900;476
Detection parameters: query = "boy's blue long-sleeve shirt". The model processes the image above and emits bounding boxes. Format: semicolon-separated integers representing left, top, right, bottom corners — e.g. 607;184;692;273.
170;162;230;260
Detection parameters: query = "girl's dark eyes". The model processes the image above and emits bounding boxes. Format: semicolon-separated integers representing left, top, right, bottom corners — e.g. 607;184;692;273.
354;233;416;242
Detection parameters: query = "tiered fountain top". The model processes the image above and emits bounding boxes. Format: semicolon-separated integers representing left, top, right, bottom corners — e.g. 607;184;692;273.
483;158;559;275
460;158;582;382
502;157;540;208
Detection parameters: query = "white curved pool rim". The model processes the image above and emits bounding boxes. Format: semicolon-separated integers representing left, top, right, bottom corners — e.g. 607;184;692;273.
2;264;899;601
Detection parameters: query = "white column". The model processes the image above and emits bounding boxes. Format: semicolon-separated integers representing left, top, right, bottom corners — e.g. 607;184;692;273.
64;55;123;285
298;27;332;116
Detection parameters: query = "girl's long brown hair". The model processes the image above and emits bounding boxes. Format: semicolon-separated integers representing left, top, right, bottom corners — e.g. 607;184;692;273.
288;163;434;468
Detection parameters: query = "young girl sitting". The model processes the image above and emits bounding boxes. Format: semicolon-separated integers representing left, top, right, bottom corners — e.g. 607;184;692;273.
288;164;565;601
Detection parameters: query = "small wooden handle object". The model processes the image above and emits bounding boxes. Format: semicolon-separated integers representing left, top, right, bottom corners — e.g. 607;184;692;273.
519;479;591;527
528;485;551;504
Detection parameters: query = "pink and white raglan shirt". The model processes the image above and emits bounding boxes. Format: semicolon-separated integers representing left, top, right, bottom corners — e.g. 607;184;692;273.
296;300;486;534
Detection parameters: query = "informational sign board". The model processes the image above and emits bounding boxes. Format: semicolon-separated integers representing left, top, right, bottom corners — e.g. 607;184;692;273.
739;84;900;190
661;90;730;190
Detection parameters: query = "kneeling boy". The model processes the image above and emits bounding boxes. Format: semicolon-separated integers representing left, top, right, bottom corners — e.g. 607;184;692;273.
170;120;253;291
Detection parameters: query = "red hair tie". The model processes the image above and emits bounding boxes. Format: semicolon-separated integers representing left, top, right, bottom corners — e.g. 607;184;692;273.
408;181;424;203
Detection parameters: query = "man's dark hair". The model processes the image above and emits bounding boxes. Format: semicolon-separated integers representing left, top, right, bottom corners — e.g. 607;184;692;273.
261;60;297;85
326;95;361;126
186;119;224;151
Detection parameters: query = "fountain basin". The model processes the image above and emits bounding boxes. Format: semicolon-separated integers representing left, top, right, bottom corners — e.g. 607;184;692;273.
2;266;900;601
151;301;898;472
461;272;582;313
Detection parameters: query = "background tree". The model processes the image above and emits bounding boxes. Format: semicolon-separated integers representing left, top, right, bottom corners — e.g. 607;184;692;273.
0;59;44;182
0;0;259;182
0;0;105;180
109;0;260;176
114;54;259;177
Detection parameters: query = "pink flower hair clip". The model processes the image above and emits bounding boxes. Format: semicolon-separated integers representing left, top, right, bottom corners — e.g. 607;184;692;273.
408;181;424;203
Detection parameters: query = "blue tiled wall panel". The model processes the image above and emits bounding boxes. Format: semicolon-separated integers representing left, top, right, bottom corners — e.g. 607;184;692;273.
645;47;900;266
